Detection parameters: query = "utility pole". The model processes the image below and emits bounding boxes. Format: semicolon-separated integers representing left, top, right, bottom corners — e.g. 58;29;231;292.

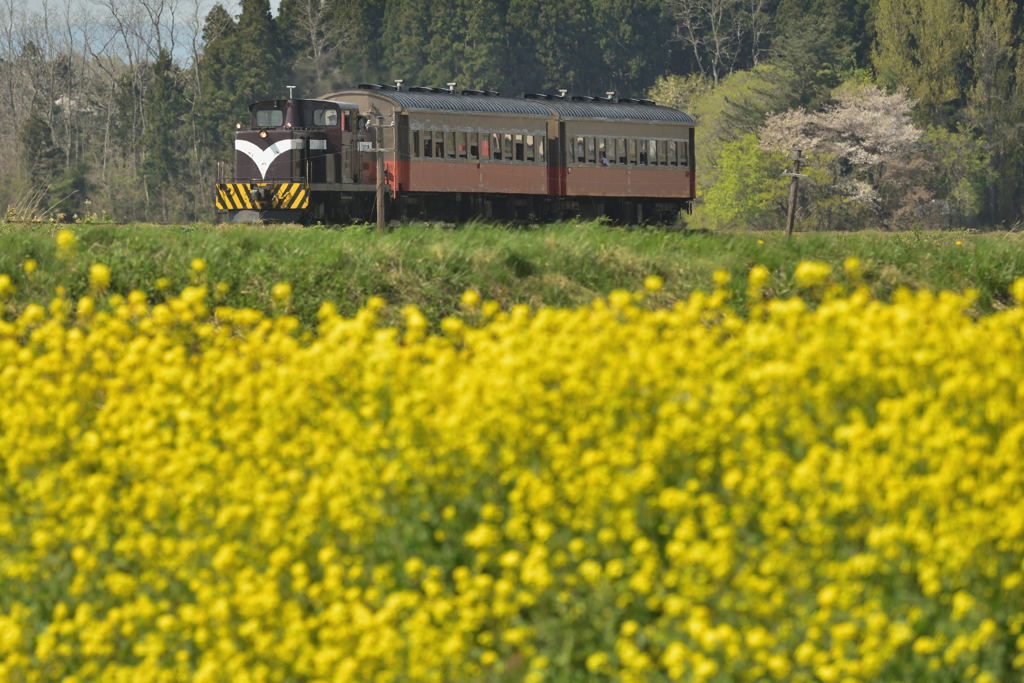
375;117;385;232
363;114;394;232
784;149;805;238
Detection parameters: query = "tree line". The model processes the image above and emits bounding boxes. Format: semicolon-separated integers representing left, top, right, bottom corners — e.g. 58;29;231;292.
4;0;1024;228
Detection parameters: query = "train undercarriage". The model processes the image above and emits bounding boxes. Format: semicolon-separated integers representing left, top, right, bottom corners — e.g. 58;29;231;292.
217;183;690;226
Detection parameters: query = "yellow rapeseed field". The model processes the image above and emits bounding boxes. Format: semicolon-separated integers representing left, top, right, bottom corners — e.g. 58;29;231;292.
1;232;1023;681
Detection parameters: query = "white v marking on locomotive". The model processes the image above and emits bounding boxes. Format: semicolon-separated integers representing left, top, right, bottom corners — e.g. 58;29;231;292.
235;139;304;179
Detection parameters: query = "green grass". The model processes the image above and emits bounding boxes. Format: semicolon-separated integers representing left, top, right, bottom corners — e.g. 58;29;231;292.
2;221;1023;326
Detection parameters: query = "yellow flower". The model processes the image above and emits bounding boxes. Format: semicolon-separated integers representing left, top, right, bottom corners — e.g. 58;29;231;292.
643;275;663;292
461;289;481;307
794;260;832;288
271;281;292;302
88;263;111;292
0;274;13;300
55;229;77;249
22;259;37;275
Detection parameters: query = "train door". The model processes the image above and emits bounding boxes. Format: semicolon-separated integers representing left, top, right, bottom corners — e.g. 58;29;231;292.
547;120;566;196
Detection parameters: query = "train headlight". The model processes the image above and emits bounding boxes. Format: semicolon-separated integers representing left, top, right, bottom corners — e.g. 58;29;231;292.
258;130;268;139
235;122;242;129
284;122;293;129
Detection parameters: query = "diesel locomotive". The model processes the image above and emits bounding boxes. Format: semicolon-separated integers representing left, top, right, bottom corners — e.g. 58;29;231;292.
215;84;696;224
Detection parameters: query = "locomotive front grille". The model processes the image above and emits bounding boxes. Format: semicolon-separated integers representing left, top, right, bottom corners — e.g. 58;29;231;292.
215;182;309;211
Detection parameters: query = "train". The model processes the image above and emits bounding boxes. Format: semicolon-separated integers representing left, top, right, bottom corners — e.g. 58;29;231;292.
215;84;696;225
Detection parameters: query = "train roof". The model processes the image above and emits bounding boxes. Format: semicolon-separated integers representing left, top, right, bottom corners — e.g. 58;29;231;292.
323;85;695;123
250;98;359;111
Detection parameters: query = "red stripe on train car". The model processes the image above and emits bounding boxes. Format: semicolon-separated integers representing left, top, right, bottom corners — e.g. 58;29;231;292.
564;167;693;199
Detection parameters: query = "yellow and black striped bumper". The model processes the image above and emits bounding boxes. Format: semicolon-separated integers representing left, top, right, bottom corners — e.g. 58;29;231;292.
215;182;309;211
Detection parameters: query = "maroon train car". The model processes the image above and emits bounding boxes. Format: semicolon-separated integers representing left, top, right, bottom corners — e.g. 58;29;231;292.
216;84;695;224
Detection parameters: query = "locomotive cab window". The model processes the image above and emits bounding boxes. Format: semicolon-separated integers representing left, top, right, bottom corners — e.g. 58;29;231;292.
311;108;339;127
254;108;283;128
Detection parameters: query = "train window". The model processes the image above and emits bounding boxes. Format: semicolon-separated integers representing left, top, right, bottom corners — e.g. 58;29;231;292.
469;132;479;158
586;137;596;164
446;132;456;158
597;138;608;165
575;137;585;163
412;131;420;158
647;140;658;165
680;141;689;167
525;135;535;162
617;139;626;165
255;108;283;127
658;140;668;165
481;135;490;159
628;139;637;165
435;133;444;158
537;136;545;162
423;132;432;157
491;133;502;160
312;108;339;126
514;134;524;161
638;140;648;165
457;131;468;159
503;133;513;160
667;140;677;166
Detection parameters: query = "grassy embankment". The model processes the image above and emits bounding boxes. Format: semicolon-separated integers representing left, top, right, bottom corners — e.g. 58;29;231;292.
1;221;1023;325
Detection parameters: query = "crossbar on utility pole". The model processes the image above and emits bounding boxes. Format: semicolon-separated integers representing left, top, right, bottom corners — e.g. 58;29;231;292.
784;149;805;238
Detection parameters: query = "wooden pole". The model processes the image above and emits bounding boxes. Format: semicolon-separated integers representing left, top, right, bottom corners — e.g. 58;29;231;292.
375;119;385;233
785;149;802;238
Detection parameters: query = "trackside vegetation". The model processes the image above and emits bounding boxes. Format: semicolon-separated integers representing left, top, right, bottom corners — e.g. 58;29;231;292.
1;222;1023;326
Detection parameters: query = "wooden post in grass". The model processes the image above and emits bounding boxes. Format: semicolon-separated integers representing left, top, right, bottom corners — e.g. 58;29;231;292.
376;118;386;233
784;149;805;238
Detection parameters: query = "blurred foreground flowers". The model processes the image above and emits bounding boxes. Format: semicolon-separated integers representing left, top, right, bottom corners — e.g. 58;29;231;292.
1;261;1023;681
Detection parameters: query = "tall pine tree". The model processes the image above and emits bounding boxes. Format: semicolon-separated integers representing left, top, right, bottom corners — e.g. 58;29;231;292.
142;50;189;222
873;0;973;126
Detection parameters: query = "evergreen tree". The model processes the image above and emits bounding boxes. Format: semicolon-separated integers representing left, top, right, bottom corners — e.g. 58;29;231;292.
770;0;862;108
142;50;189;222
505;0;600;93
330;0;387;87
234;0;290;100
21;114;65;206
872;0;973;126
382;0;432;85
420;0;506;90
592;0;673;96
964;0;1024;222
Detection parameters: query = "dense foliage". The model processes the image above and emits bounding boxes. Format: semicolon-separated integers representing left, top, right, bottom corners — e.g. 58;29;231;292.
3;0;1024;229
2;232;1024;678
